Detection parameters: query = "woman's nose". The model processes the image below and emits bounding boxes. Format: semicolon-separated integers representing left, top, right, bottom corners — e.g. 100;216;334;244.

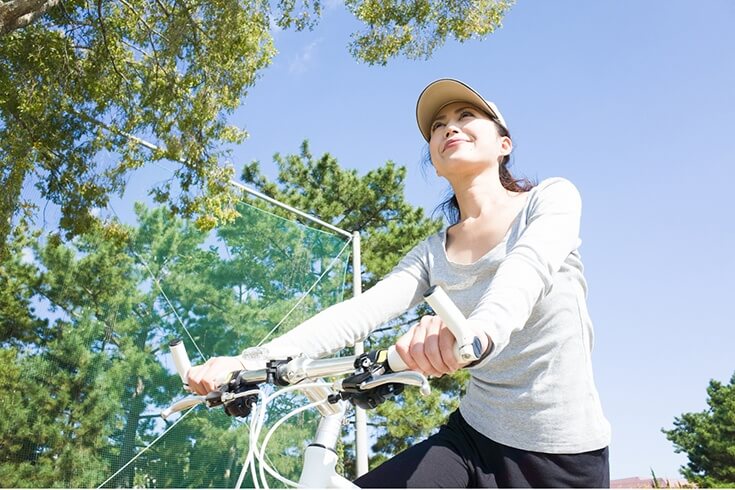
444;122;459;138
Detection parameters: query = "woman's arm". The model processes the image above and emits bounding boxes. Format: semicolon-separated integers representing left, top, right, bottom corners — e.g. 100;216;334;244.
188;238;431;395
467;177;583;363
260;251;429;360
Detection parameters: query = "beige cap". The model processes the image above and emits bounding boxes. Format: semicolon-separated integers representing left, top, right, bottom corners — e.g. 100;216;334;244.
416;78;507;141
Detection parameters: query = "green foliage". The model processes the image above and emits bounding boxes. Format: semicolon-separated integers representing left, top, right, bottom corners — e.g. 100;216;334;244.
0;199;351;487
0;0;271;242
0;220;143;487
346;0;514;65
0;0;512;259
664;372;735;488
0;221;45;345
242;140;442;288
0;137;454;485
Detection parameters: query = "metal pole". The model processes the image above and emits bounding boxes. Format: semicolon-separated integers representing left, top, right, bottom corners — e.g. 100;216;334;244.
352;231;369;477
229;180;352;239
77;111;354;240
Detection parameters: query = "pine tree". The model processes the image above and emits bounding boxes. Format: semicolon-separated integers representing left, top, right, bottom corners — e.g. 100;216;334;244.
664;372;735;488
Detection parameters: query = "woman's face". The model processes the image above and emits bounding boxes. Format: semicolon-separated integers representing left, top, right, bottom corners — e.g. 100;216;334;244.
428;102;512;179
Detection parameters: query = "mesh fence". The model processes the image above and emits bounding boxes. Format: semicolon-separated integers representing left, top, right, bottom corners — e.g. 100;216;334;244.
0;196;352;488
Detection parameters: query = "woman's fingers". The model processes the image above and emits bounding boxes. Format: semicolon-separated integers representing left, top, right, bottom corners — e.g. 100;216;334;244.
187;356;244;396
187;361;217;396
396;322;431;373
397;315;460;377
395;327;420;372
408;318;437;376
439;325;460;372
422;316;452;376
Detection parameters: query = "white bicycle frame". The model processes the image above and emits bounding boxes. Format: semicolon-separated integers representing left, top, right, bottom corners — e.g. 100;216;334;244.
162;285;481;488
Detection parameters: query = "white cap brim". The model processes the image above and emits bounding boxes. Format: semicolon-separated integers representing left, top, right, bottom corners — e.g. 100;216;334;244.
416;78;507;141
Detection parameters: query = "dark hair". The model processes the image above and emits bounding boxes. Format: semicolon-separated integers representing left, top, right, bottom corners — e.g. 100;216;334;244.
425;119;536;225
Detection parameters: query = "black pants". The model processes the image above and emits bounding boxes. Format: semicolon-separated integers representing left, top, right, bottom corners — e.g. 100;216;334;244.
354;410;609;488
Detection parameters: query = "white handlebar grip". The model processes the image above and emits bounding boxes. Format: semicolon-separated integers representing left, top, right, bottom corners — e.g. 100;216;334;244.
169;339;191;385
423;286;481;363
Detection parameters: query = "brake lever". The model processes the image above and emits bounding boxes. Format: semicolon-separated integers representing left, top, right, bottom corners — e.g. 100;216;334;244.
358;371;431;396
161;395;206;420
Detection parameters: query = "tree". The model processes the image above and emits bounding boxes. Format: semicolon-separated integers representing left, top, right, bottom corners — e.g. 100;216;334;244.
664;372;735;488
0;199;349;487
0;0;514;259
0;215;151;487
241;140;442;288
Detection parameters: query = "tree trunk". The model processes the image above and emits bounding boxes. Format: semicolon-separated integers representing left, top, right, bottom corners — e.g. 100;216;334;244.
0;0;60;34
112;377;145;488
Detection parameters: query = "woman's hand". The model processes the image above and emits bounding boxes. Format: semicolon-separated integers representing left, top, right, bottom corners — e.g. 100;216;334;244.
395;315;490;377
187;356;246;396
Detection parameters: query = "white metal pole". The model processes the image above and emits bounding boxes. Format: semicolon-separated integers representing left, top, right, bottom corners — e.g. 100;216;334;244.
352;231;369;477
78;112;354;241
229;180;353;239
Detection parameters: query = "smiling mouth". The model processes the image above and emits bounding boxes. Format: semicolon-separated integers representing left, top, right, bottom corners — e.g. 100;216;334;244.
443;139;468;152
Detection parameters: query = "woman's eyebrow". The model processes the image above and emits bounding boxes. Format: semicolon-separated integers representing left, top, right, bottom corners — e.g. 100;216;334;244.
433;106;477;122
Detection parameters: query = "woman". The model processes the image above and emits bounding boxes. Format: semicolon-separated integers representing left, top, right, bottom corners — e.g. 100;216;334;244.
188;78;611;488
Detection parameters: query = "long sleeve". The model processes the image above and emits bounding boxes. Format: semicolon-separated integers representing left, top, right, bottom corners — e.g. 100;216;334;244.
251;237;432;360
468;177;583;363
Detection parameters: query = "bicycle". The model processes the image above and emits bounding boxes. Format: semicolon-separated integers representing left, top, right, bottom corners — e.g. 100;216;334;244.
161;285;484;488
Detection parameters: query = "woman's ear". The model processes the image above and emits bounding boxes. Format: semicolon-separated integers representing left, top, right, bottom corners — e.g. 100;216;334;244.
499;136;513;157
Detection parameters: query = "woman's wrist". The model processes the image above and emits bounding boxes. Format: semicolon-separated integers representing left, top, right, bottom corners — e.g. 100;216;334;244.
238;346;270;370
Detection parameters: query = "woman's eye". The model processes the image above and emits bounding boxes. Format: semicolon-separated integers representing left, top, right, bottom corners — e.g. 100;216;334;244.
431;121;445;132
460;110;474;118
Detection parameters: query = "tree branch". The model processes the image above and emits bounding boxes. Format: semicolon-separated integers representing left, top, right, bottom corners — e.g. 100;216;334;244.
174;0;209;41
153;0;171;17
120;38;153;60
94;0;130;86
119;0;169;44
0;0;60;34
0;156;31;261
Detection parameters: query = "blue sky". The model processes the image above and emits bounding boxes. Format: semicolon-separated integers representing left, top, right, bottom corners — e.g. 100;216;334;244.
21;0;734;482
219;0;735;480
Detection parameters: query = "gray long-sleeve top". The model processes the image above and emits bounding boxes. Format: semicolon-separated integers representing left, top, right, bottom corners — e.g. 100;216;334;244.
249;177;611;454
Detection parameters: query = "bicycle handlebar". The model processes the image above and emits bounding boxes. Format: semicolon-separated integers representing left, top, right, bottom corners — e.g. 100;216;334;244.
170;339;192;385
383;285;482;371
160;350;425;420
423;285;483;362
161;285;479;419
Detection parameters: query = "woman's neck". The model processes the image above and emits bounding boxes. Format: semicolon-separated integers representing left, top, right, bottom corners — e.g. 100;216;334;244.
450;171;518;221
